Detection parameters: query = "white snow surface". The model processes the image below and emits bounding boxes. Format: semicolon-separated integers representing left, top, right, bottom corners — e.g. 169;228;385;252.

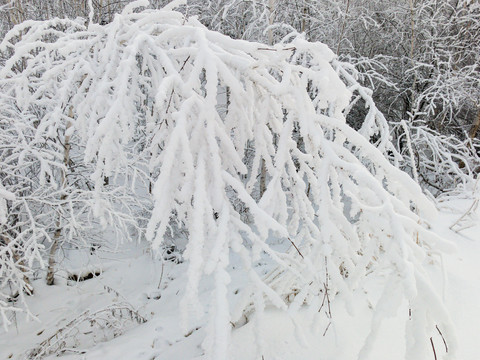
0;195;479;360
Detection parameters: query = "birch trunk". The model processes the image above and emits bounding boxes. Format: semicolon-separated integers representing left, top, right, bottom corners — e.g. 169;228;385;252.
46;109;72;286
260;0;276;198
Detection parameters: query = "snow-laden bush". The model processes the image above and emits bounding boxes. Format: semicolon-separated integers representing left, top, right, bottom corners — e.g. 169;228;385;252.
0;179;27;330
0;1;456;358
0;9;149;330
396;120;480;197
0;85;147;326
0;96;43;328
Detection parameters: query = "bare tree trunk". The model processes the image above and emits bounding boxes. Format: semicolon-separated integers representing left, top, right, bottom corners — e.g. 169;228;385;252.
301;5;308;35
259;158;267;198
408;0;418;111
468;108;480;141
45;229;60;286
336;0;350;54
8;0;25;27
267;0;276;46
260;0;276;199
46;109;72;286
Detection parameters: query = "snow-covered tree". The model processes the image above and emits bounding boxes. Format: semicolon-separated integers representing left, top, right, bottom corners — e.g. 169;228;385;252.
0;93;43;328
0;1;457;358
0;8;149;325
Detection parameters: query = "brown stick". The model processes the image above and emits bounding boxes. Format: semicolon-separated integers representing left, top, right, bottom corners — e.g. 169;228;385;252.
287;237;304;259
322;321;331;337
436;325;448;353
430;337;437;360
468;108;480;140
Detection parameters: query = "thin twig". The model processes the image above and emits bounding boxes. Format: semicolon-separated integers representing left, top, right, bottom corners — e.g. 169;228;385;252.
157;260;165;290
436;325;448;353
430;337;437;360
287;237;304;259
324;283;331;318
449;198;478;230
165;56;191;114
324;257;332;318
257;46;296;51
179;55;191;72
322;321;331;337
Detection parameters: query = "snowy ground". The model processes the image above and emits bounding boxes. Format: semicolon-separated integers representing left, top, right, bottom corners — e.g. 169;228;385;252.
1;196;479;360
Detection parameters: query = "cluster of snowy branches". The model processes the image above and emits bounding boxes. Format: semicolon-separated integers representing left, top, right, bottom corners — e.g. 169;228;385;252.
0;8;150;329
396;120;480;196
205;0;480;194
2;0;479;195
231;0;480;127
0;1;464;359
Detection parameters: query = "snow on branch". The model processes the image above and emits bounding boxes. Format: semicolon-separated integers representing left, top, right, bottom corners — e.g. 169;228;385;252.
0;3;456;358
395;120;480;197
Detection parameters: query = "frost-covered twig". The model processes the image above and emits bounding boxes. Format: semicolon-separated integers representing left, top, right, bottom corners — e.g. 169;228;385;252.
27;303;147;360
395;120;480;196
